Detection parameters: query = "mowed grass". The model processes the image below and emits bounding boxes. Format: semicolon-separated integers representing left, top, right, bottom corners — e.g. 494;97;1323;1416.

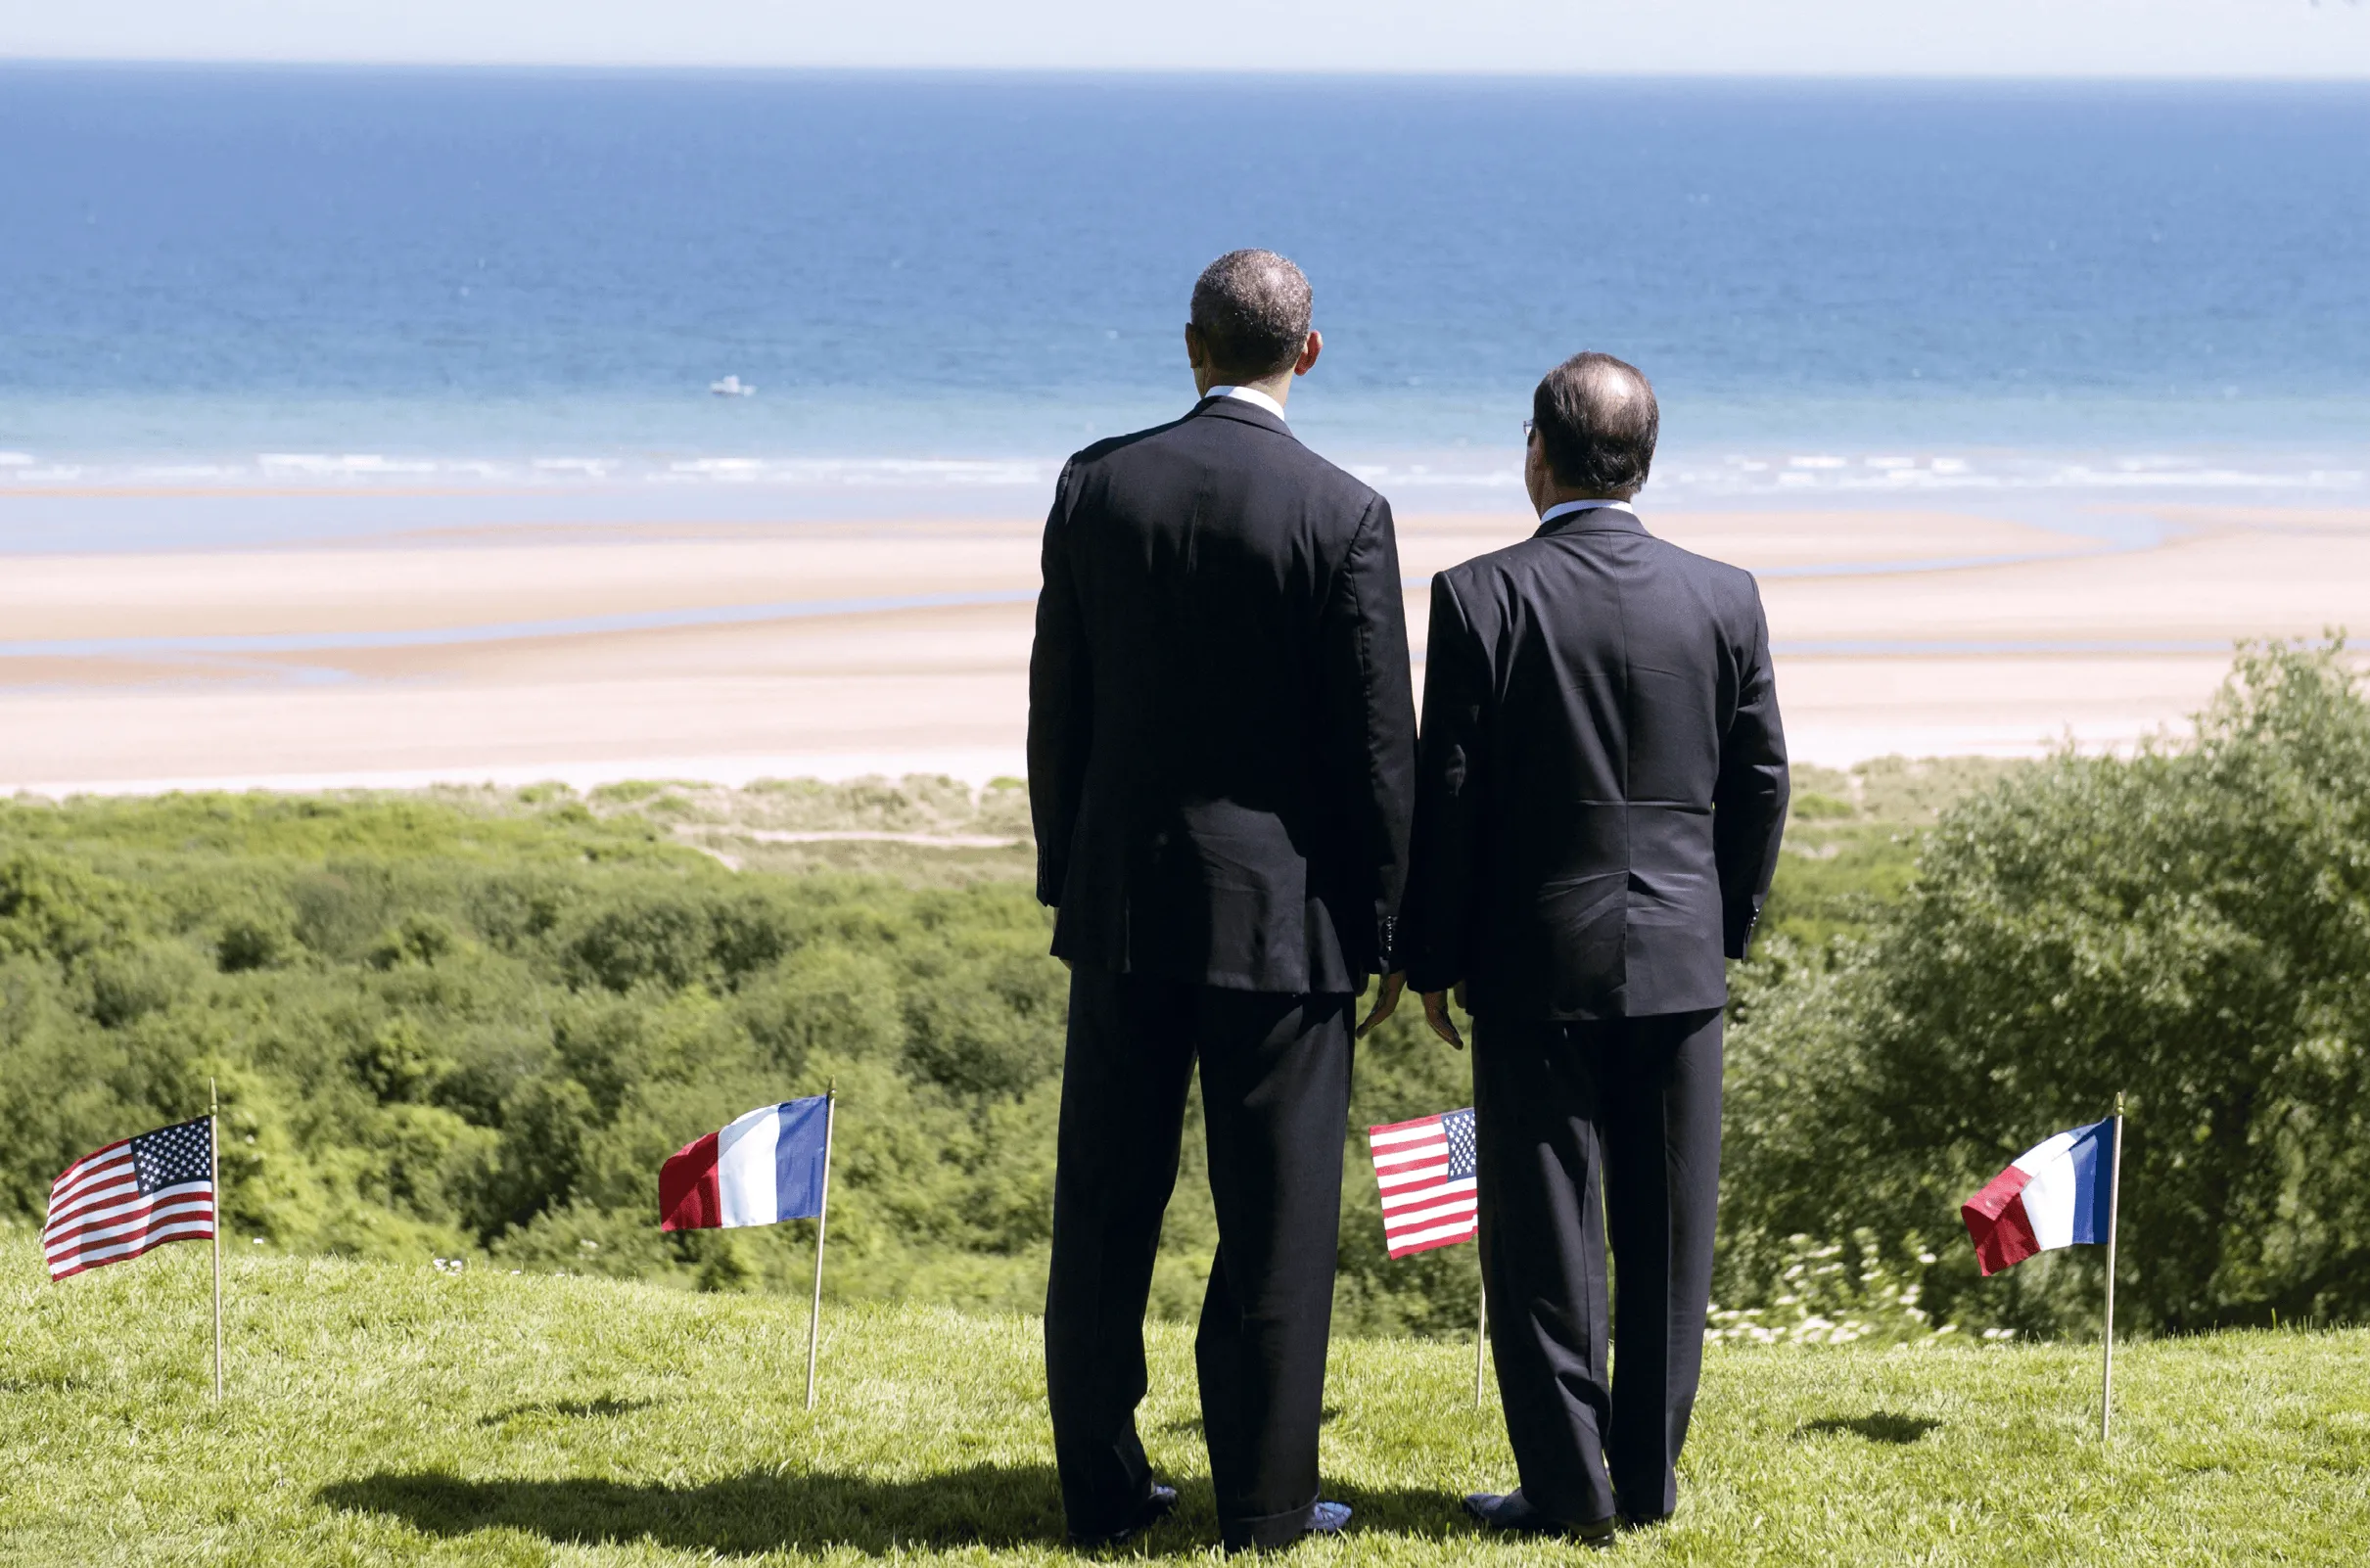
3;1236;2366;1566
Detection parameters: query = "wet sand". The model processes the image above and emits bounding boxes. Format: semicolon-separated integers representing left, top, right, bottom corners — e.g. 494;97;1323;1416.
3;498;2365;794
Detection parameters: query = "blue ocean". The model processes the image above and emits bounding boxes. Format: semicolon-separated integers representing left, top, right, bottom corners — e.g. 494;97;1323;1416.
3;66;2367;532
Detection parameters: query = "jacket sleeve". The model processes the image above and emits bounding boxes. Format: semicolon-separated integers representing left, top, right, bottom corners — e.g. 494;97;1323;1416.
1319;495;1418;974
1027;462;1091;908
1402;573;1489;993
1714;579;1789;959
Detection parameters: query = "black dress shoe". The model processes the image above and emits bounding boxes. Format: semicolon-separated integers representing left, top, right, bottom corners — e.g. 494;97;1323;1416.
1070;1484;1180;1549
1463;1490;1616;1546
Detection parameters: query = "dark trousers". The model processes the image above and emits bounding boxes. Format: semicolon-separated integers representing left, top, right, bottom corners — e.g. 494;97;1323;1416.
1045;967;1353;1550
1471;1008;1723;1527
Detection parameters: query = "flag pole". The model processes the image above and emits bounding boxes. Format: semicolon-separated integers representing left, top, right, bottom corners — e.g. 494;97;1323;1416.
2101;1090;2125;1444
1474;1280;1488;1406
209;1078;223;1404
806;1082;837;1412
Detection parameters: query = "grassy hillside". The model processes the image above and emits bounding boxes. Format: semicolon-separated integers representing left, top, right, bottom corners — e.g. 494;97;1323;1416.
5;1236;2365;1566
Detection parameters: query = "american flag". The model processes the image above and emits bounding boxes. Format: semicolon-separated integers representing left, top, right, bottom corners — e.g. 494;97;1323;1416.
1368;1106;1478;1258
42;1117;216;1282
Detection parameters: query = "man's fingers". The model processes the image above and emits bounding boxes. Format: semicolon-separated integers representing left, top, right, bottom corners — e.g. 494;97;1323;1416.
1420;992;1464;1050
1357;971;1406;1038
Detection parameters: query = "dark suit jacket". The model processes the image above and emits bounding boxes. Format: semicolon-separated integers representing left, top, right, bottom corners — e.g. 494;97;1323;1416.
1028;395;1417;994
1401;504;1788;1019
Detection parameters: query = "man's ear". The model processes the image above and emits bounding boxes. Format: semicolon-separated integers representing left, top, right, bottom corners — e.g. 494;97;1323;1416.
1293;329;1324;378
1184;323;1209;371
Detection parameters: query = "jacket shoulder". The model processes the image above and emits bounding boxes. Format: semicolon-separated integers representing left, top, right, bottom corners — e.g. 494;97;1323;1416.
1435;529;1765;628
1434;533;1545;598
1296;446;1386;517
1653;536;1765;614
1062;414;1196;475
1068;413;1382;522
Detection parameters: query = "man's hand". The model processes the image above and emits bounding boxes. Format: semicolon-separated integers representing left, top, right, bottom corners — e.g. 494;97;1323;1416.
1420;988;1465;1050
1357;971;1406;1038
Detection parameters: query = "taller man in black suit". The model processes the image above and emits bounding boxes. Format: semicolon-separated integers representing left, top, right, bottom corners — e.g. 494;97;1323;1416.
1029;251;1417;1552
1378;352;1787;1543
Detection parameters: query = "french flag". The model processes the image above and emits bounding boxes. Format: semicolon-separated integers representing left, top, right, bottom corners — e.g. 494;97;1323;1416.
660;1097;832;1231
1961;1117;2116;1275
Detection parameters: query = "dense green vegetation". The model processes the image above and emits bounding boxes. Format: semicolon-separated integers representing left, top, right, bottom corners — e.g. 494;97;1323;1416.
6;1240;2366;1566
1721;639;2370;1341
0;778;1471;1333
9;640;2367;1344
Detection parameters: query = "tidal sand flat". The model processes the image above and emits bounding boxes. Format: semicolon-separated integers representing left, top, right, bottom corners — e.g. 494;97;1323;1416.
4;492;2364;793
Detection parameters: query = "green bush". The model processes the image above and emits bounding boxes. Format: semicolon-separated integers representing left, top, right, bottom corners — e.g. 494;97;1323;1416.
1723;639;2370;1337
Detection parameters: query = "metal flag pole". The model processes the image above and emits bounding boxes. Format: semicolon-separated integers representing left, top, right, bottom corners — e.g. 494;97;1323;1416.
1474;1281;1488;1406
209;1078;223;1403
2101;1090;2125;1443
805;1082;838;1412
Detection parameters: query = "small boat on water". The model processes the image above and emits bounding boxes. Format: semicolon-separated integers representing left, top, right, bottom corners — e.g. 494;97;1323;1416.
709;375;756;397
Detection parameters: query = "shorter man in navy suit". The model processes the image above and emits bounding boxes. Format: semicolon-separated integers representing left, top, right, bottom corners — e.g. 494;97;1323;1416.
1371;352;1788;1544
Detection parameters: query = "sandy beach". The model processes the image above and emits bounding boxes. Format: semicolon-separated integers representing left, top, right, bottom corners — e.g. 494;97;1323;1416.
4;494;2367;794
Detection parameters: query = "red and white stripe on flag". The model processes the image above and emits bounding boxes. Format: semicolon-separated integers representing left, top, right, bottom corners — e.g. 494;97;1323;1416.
1368;1107;1478;1258
42;1116;217;1282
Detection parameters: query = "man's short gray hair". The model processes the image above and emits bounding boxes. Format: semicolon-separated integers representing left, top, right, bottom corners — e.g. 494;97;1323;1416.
1531;352;1659;500
1190;250;1313;381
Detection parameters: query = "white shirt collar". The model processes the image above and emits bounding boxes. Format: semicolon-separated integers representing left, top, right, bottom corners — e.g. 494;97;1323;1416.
1205;384;1287;421
1538;498;1638;527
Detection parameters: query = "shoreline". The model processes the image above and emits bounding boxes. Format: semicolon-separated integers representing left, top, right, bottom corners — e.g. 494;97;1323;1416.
6;442;2368;554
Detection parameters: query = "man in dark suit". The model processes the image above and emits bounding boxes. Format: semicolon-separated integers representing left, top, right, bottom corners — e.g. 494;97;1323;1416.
1030;250;1417;1553
1369;352;1787;1545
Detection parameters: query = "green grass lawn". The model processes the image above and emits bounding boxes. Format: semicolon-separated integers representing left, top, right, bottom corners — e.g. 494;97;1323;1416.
4;1235;2365;1566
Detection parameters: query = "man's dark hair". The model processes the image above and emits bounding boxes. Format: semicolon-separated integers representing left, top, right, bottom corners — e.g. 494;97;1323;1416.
1531;352;1659;499
1190;250;1314;380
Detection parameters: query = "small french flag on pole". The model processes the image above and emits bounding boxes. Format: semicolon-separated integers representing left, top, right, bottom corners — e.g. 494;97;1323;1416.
1960;1116;2117;1276
660;1096;832;1232
659;1091;841;1408
1967;1100;2129;1444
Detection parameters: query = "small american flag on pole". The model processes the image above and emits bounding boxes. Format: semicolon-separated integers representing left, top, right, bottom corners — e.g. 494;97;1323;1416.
1368;1107;1478;1258
42;1117;217;1282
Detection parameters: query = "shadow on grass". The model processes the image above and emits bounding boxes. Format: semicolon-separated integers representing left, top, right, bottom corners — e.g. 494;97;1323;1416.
320;1464;1066;1554
319;1465;1469;1554
1796;1411;1942;1445
478;1398;655;1425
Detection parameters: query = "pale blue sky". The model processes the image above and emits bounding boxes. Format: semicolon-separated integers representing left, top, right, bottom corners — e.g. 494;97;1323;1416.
1;0;2366;77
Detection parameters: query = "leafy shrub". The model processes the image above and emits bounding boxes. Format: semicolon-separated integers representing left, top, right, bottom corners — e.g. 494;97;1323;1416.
1724;639;2370;1337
